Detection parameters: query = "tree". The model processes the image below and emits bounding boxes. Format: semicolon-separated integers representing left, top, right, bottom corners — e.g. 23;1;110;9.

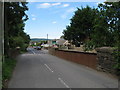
63;6;98;46
97;2;120;47
4;2;30;57
83;2;120;50
100;1;120;74
90;6;113;47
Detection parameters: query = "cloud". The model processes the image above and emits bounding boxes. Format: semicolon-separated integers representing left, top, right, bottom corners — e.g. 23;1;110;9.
52;21;57;24
96;2;102;5
37;3;51;8
37;3;61;8
66;8;76;13
31;14;35;17
52;3;61;6
31;14;36;20
61;8;76;19
62;4;69;7
61;15;67;19
28;0;106;2
32;18;36;20
96;1;105;5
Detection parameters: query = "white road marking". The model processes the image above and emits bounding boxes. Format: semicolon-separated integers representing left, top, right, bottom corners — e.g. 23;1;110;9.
44;64;54;72
58;77;71;89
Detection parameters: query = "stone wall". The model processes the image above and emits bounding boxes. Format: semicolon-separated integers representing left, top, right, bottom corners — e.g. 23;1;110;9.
96;47;117;73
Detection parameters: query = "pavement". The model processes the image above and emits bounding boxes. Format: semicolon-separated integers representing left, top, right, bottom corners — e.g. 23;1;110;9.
8;48;118;88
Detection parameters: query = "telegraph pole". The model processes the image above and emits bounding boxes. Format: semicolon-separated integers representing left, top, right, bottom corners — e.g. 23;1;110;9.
47;34;48;44
0;0;4;62
0;1;4;89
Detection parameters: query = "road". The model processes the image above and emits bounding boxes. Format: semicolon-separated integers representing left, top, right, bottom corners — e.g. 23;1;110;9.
8;48;118;88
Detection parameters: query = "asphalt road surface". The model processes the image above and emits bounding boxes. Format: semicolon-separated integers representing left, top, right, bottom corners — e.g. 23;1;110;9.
8;48;118;88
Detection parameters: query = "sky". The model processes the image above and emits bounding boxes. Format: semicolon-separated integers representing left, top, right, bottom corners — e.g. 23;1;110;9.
24;1;105;39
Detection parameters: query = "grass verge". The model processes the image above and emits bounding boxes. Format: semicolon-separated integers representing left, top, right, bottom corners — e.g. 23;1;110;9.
0;60;2;89
2;57;17;88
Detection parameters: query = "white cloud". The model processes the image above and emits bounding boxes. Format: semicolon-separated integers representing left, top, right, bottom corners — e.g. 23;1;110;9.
52;21;57;24
31;14;35;17
96;1;105;5
29;2;33;4
62;4;69;7
96;2;100;5
37;3;51;8
32;18;36;20
28;0;106;2
52;3;61;6
37;3;61;8
61;8;76;19
66;8;76;13
61;14;67;19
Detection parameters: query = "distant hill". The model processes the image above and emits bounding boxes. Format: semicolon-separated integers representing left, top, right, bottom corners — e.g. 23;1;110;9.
31;38;52;41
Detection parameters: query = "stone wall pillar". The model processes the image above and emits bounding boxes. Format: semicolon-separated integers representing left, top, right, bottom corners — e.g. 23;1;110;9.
96;47;117;73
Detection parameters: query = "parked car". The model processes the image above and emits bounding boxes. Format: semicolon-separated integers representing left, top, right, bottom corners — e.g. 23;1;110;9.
33;46;37;49
37;46;41;50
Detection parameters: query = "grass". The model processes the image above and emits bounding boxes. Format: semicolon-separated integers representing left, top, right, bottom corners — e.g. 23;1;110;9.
0;60;2;89
20;50;27;54
2;57;17;88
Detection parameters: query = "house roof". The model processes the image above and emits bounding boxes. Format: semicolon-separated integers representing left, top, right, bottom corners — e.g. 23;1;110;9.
56;39;70;45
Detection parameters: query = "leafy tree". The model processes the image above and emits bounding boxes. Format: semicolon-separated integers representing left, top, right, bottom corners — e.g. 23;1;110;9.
100;2;120;74
63;2;120;48
90;9;113;47
97;2;120;47
83;2;120;51
4;2;30;57
63;6;98;46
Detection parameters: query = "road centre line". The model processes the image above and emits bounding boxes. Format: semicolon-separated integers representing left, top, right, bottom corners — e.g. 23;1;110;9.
58;77;71;89
44;64;54;72
31;49;69;89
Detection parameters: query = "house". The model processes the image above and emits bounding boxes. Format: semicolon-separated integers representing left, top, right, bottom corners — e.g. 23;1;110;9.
56;39;70;49
56;39;70;46
48;39;57;46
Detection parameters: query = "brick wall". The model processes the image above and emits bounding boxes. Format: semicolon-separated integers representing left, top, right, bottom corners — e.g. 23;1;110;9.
49;48;97;69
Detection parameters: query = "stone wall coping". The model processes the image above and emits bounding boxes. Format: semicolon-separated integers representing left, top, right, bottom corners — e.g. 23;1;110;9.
57;49;97;55
95;47;115;53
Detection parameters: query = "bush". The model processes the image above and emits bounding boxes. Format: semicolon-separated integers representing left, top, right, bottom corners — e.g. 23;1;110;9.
83;40;95;51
